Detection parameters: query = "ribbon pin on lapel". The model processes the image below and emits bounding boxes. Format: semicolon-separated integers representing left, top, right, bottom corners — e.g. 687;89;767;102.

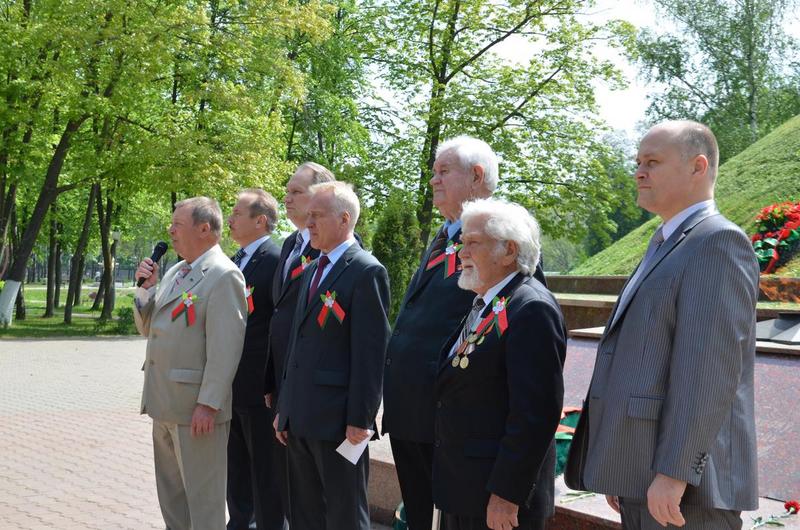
171;292;198;326
245;285;254;314
426;240;462;278
474;296;509;340
317;290;346;329
290;255;312;280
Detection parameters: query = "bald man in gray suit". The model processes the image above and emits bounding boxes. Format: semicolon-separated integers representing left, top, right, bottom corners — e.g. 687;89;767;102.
566;120;759;529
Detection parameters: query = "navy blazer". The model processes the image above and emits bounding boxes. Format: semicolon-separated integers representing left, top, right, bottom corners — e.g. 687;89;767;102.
232;238;281;407
276;243;391;441
432;273;566;519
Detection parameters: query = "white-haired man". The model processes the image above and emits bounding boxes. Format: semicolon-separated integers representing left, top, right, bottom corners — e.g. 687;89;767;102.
382;136;546;530
134;197;248;530
432;198;566;530
274;181;391;530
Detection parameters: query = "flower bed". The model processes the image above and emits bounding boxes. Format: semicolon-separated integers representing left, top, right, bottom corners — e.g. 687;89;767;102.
751;201;800;274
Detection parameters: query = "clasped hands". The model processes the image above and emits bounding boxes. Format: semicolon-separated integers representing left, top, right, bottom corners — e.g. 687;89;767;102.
606;473;687;527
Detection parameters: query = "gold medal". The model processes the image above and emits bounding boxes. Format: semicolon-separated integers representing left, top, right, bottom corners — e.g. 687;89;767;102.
451;355;460;368
459;356;469;369
467;333;478;344
477;335;485;345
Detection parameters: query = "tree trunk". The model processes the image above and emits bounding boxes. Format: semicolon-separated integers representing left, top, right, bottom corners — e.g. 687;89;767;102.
64;183;97;324
0;116;87;325
54;228;62;308
15;282;25;320
93;185;115;319
44;204;57;317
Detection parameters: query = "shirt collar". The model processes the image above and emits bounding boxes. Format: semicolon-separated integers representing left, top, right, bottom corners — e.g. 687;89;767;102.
241;235;270;259
480;271;519;307
321;237;356;267
184;244;219;269
444;219;462;240
298;228;311;249
660;199;716;241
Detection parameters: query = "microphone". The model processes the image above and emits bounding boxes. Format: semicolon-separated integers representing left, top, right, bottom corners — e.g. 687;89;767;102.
137;241;169;287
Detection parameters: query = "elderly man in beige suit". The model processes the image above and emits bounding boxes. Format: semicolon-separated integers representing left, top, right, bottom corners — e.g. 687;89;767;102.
135;196;248;530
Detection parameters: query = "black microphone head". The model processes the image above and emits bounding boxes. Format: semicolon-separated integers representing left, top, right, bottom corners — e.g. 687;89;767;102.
151;241;168;262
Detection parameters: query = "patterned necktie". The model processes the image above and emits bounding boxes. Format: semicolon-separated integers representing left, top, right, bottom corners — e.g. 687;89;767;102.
231;248;246;267
283;232;305;280
426;226;449;264
450;297;486;358
307;254;330;304
171;264;192;294
614;226;665;322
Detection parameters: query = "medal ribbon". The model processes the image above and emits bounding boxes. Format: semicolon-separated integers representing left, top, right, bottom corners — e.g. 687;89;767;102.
171;292;198;326
474;296;509;338
245;285;254;314
290;255;312;280
426;240;462;277
317;290;346;328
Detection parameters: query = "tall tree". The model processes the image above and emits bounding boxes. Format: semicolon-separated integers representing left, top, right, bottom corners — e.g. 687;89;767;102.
636;0;800;161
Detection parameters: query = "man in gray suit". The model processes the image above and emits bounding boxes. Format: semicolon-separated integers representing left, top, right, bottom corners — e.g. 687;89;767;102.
135;197;248;530
566;121;759;529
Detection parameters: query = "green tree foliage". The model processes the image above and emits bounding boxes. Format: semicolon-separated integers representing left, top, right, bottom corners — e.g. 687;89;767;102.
636;0;800;161
371;192;421;320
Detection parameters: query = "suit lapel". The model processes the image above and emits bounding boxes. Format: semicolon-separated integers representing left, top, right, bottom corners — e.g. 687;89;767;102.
272;232;297;302
606;206;719;335
242;240;270;280
277;244;319;304
156;260;208;312
409;228;461;302
299;243;359;325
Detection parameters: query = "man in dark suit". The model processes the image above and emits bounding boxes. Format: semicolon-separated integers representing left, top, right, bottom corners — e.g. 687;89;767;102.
565;121;759;529
274;181;391;530
433;198;566;530
226;189;284;530
382;136;546;530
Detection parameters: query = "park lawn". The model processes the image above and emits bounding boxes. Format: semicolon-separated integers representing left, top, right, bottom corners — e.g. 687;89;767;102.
572;114;800;276
0;285;138;338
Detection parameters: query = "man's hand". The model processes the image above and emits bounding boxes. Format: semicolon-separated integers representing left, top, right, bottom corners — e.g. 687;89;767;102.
135;258;159;290
345;425;370;445
605;495;621;514
647;473;687;527
273;413;288;446
486;493;519;530
190;404;218;437
264;393;273;408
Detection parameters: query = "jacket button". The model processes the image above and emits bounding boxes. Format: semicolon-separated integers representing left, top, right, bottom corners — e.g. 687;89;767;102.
149;359;155;365
436;401;442;408
385;358;392;366
434;440;441;448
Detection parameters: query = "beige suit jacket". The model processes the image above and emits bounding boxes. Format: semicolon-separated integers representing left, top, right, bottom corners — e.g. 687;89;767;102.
135;244;247;425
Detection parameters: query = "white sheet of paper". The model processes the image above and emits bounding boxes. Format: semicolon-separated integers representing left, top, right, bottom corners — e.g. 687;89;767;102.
335;430;375;465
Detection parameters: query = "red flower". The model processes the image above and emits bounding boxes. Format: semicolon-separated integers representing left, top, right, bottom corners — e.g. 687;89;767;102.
751;233;763;242
785;500;800;514
780;228;791;239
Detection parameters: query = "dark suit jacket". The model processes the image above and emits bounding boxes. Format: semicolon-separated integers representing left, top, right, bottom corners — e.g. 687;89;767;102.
267;231;321;399
276;242;391;442
382;228;547;442
232;238;281;408
432;273;566;519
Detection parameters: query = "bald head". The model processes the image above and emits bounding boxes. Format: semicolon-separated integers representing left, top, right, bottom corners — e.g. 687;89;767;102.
648;120;719;183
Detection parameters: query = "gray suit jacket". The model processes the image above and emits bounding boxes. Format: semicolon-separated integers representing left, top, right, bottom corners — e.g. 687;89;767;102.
135;244;248;425
566;207;760;511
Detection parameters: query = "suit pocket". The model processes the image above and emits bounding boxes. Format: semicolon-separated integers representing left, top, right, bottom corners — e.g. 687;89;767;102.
168;368;203;384
627;395;663;420
313;369;348;387
463;439;500;458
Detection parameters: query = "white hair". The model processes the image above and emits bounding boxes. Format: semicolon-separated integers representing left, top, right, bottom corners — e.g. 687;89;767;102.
460;198;541;275
436;135;499;193
308;181;360;228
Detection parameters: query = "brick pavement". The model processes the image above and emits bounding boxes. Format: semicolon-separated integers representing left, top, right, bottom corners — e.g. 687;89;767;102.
0;338;391;530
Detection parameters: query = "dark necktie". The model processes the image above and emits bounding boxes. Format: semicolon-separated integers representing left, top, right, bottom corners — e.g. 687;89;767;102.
451;297;486;357
283;232;305;280
614;226;665;321
231;248;246;267
307;254;330;304
426;226;449;263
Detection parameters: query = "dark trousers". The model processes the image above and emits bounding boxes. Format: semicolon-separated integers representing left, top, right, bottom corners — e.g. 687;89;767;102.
287;435;370;530
226;406;287;530
442;512;544;530
390;436;434;530
620;498;742;530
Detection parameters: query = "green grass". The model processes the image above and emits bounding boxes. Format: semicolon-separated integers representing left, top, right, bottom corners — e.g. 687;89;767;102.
572;115;800;276
0;284;138;338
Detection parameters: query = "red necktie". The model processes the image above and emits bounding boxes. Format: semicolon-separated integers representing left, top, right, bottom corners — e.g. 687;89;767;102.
307;255;330;304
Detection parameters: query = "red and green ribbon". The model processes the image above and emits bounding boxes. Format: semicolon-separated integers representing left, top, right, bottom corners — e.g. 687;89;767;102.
171;292;198;326
317;290;346;328
245;285;254;314
426;240;462;278
474;296;509;338
290;255;312;280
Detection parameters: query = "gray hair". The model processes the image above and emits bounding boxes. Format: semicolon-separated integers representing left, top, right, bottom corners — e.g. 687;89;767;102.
239;188;279;232
308;181;360;229
656;120;719;183
296;162;335;185
436;135;499;193
460;198;540;275
174;196;223;239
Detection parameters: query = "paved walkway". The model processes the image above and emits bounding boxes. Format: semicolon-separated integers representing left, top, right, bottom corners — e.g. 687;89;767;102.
0;338;391;530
